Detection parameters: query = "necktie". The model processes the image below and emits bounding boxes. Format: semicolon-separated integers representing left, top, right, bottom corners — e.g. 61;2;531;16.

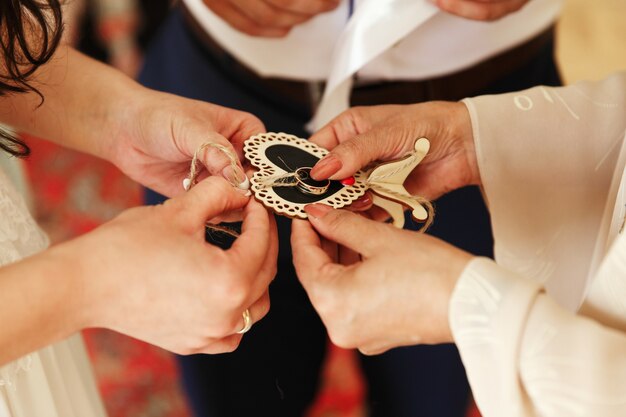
308;0;439;131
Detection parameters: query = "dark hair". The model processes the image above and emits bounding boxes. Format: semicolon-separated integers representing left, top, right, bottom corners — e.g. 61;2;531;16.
0;0;64;157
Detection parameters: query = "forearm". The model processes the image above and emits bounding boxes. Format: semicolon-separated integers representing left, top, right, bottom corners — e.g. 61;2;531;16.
0;45;145;160
464;73;626;310
450;258;626;417
0;244;88;365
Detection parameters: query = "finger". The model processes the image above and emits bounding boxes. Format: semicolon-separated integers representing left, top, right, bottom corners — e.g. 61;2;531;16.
196;132;248;189
309;109;362;151
311;126;414;181
197;333;243;354
291;218;343;288
346;193;373;212
320;235;339;263
249;290;271;326
207;0;290;37
358;345;391;356
228;290;271;335
228;198;272;282
338;245;361;266
200;102;265;164
264;0;340;15
367;205;393;223
254;213;278;289
434;0;527;20
304;204;391;258
230;0;312;29
174;176;250;227
309;105;399;153
179;120;246;184
207;208;245;224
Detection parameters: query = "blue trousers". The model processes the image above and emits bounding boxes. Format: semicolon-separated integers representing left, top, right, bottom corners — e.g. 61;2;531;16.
140;9;561;417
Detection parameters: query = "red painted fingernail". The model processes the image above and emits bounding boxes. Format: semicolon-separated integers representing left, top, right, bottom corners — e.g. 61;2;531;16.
340;176;355;186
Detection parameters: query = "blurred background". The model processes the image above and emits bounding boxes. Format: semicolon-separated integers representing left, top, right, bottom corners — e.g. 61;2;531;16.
14;1;626;416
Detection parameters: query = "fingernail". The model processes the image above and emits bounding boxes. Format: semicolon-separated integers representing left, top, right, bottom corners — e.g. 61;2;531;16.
222;166;249;190
311;155;342;180
340;176;355;186
182;178;192;191
305;204;333;219
237;188;252;197
237;176;250;191
350;195;372;210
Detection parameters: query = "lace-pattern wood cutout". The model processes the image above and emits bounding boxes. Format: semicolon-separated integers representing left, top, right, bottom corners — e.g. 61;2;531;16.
244;133;433;229
244;133;368;219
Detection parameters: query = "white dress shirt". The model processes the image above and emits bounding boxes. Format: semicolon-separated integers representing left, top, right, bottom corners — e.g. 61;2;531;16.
451;73;626;416
182;0;562;128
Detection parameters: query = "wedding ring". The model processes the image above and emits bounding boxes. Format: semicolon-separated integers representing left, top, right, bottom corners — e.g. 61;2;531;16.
295;167;330;195
236;308;252;334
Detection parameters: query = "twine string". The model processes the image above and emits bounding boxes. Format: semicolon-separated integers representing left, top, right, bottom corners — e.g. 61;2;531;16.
186;141;434;233
185;142;243;238
185;142;243;190
256;172;299;189
253;150;434;231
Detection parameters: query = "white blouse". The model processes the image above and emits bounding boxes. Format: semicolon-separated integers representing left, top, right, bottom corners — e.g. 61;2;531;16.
450;73;626;416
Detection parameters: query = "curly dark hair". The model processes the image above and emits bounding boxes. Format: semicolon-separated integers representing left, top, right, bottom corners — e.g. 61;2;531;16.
0;0;64;157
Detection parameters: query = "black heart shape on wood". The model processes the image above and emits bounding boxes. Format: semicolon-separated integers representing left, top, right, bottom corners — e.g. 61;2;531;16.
266;144;344;204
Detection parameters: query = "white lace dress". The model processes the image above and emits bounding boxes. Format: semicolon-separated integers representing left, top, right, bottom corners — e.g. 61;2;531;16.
0;168;106;417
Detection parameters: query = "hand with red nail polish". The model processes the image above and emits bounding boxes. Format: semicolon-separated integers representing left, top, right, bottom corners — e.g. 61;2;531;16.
308;102;481;207
292;205;472;354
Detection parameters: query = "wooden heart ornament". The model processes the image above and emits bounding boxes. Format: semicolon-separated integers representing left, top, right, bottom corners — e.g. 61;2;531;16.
243;132;369;219
243;132;432;228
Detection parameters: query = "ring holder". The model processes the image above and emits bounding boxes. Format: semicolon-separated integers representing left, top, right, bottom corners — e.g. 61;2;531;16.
244;133;369;219
243;132;432;228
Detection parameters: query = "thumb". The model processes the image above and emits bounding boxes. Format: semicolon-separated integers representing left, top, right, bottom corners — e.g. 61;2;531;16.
172;176;249;226
304;204;390;258
310;126;416;181
186;132;249;189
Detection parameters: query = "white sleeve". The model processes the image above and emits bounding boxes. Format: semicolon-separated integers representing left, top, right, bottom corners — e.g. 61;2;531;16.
452;73;626;416
450;255;626;417
462;73;626;310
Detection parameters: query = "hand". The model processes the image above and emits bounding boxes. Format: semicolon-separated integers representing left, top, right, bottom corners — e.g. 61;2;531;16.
309;102;480;206
203;0;340;37
108;89;266;198
292;204;472;354
432;0;530;21
59;177;278;355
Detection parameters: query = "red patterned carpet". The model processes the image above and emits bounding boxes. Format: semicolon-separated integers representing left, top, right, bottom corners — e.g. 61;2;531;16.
22;136;479;417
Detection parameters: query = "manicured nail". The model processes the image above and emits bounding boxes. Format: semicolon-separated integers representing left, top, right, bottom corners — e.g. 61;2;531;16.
182;178;192;191
222;166;249;190
237;176;250;191
311;155;342;180
340;176;355;186
305;204;333;219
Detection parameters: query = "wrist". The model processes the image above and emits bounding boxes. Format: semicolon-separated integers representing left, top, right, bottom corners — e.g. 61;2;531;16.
99;79;151;164
45;236;107;331
438;251;474;343
455;101;481;186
